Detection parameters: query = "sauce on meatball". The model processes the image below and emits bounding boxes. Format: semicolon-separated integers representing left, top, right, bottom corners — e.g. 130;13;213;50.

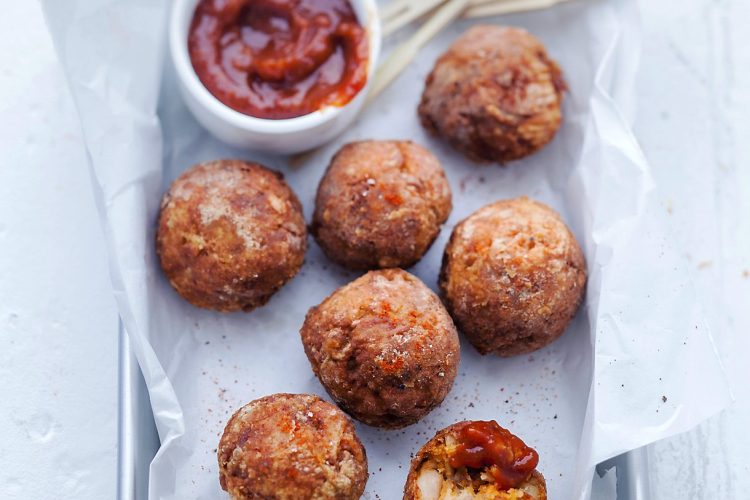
403;421;547;500
449;421;539;490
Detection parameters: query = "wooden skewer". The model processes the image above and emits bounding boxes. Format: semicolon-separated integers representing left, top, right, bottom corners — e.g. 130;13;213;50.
464;0;573;18
466;0;516;6
382;0;446;37
373;0;573;100
381;0;575;35
368;0;472;102
374;0;573;100
379;0;412;23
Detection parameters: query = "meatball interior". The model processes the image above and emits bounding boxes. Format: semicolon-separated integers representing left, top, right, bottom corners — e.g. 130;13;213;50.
404;421;547;500
312;140;452;270
218;393;367;500
301;269;460;428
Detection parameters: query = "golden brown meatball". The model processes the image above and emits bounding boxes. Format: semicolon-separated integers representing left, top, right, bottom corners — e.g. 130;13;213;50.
156;159;306;312
418;25;565;163
440;197;586;356
312;141;452;270
403;421;547;500
218;393;368;500
300;268;460;428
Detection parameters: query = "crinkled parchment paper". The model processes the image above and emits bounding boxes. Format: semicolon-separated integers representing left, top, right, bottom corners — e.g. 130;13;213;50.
42;0;730;498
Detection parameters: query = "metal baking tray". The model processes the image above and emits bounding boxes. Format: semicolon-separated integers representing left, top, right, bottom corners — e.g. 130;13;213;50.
116;321;652;500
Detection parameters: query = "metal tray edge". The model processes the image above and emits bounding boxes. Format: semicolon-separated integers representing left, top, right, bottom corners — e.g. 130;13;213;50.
118;320;159;500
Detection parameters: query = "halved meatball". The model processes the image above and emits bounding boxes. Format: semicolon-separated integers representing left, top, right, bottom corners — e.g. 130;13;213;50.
218;393;368;499
419;25;565;163
404;421;547;500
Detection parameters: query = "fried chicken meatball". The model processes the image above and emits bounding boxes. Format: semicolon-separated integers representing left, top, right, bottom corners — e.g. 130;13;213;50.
156;159;306;312
312;141;452;270
218;393;368;500
403;421;547;500
418;25;565;163
440;197;586;356
300;268;460;428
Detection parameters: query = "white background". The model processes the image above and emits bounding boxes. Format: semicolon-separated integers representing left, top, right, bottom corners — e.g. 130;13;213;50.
0;1;747;498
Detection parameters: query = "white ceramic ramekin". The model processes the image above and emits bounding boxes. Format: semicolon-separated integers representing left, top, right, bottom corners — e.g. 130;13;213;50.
169;0;381;154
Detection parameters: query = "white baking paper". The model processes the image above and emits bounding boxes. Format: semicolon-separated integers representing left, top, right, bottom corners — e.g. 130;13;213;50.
41;0;731;498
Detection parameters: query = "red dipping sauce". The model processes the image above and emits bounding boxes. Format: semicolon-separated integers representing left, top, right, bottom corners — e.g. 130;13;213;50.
448;421;539;490
188;0;370;119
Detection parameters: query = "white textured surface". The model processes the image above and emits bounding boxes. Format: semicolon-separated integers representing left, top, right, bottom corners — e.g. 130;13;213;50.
635;0;750;497
0;1;118;499
0;1;747;499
